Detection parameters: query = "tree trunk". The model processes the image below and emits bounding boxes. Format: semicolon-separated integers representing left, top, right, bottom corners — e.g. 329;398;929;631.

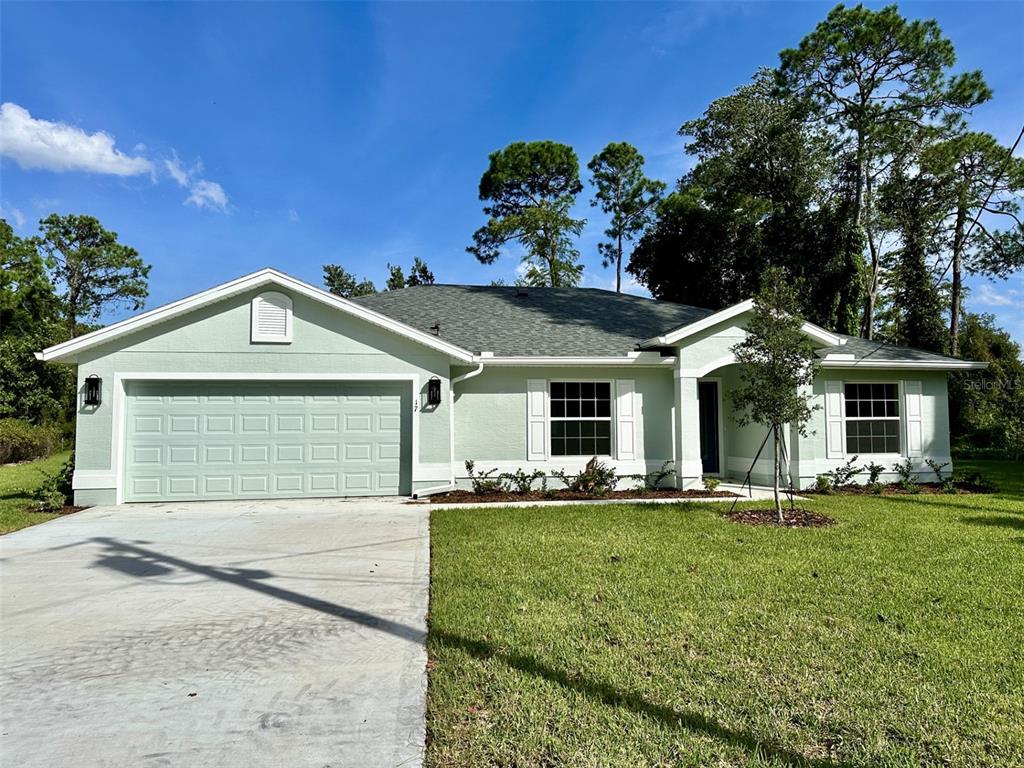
773;426;783;524
949;198;968;356
616;232;622;293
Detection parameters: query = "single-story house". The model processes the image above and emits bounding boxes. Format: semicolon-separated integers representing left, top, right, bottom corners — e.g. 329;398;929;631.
37;268;985;505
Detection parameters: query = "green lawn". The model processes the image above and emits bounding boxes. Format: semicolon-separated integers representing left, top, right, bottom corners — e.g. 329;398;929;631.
0;451;72;535
427;459;1024;767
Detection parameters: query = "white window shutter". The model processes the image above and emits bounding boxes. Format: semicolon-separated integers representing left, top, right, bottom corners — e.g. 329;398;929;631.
527;379;547;461
615;379;636;460
904;380;923;457
825;380;844;459
251;292;293;343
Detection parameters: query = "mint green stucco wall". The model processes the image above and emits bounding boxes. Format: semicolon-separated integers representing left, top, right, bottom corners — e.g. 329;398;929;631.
73;288;452;503
451;365;675;487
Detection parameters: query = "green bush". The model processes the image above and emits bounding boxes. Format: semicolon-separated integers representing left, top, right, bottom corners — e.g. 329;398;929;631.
464;460;506;494
32;452;75;511
702;476;721;493
0;419;59;464
814;474;833;493
552;457;619;497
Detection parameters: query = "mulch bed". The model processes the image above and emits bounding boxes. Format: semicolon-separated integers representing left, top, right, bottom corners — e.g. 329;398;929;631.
33;505;85;516
725;507;835;528
415;488;738;504
803;481;990;496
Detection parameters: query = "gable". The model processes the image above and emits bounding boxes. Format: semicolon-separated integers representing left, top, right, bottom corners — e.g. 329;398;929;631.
38;269;473;363
72;288;455;370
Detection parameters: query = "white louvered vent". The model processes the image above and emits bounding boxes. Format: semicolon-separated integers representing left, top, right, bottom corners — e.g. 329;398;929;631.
251;291;293;343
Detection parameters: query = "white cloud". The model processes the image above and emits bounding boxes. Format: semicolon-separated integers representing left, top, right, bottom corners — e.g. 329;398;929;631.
973;282;1019;308
288;209;300;223
185;179;229;212
0;102;153;176
0;202;26;228
164;151;229;212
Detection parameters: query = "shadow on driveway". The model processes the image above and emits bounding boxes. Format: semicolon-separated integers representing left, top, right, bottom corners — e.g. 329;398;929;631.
90;537;425;645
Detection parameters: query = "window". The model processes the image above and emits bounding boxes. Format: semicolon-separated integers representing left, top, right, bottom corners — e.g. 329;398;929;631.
550;381;611;456
844;382;900;454
251;291;293;343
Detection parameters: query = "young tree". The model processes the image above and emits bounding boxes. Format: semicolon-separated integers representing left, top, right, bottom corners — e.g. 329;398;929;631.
923;131;1024;354
322;264;376;298
587;142;665;292
729;268;820;522
468;141;586;287
36;214;150;337
777;3;991;338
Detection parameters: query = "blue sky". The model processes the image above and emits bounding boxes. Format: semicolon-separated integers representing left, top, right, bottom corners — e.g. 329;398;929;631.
2;1;1021;343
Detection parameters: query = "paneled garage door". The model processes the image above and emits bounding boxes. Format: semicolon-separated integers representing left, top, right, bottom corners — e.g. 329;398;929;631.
124;381;408;502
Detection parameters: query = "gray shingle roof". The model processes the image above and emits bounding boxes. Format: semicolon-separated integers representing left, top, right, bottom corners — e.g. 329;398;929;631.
354;284;973;365
352;285;712;357
816;335;970;365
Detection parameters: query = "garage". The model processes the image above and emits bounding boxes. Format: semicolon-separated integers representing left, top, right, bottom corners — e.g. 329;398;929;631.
123;380;410;501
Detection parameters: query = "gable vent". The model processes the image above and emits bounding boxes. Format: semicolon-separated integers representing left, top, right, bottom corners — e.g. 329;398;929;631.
251;291;293;343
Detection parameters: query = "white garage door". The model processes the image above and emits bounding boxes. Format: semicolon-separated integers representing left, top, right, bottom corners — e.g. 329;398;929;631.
124;381;408;501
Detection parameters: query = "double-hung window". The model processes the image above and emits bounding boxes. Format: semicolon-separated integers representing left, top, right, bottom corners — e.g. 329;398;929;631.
550;381;612;456
844;383;900;454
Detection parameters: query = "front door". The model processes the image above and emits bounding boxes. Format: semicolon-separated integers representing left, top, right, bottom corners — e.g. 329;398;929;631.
698;380;720;474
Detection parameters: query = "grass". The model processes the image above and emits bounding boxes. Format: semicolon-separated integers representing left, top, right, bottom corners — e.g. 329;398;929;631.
427;459;1024;767
0;451;72;535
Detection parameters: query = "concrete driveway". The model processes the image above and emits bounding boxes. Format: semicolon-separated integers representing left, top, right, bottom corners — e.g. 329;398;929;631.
0;498;429;768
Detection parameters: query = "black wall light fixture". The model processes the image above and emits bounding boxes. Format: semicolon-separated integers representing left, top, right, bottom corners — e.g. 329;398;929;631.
427;376;442;406
85;375;102;406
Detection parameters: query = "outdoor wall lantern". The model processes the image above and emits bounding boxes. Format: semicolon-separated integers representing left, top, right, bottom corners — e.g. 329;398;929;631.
427;377;442;407
84;375;102;406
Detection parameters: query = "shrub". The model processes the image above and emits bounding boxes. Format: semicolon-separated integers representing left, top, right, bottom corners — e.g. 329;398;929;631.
630;461;675;491
552;457;619;497
892;458;918;492
702;476;720;493
0;419;58;464
814;474;833;493
503;468;545;494
867;481;883;495
864;461;886;485
925;459;950;483
32;452;75;512
464;460;505;494
827;456;861;487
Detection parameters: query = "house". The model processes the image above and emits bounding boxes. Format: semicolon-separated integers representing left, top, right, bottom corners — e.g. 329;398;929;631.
37;268;985;505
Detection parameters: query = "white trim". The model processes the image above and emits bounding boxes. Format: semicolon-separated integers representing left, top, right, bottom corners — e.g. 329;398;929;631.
250;291;293;343
453;458;670;477
546;379;615;460
477;352;675;366
110;372;421;504
841;380;904;458
824;380;845;460
526;378;549;461
820;359;987;370
641;299;844;348
72;470;117;490
904;379;923;458
37;268;474;363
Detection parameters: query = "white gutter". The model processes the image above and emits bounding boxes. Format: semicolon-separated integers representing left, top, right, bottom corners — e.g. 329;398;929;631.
474;352;676;366
448;362;486;488
819;360;988;370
